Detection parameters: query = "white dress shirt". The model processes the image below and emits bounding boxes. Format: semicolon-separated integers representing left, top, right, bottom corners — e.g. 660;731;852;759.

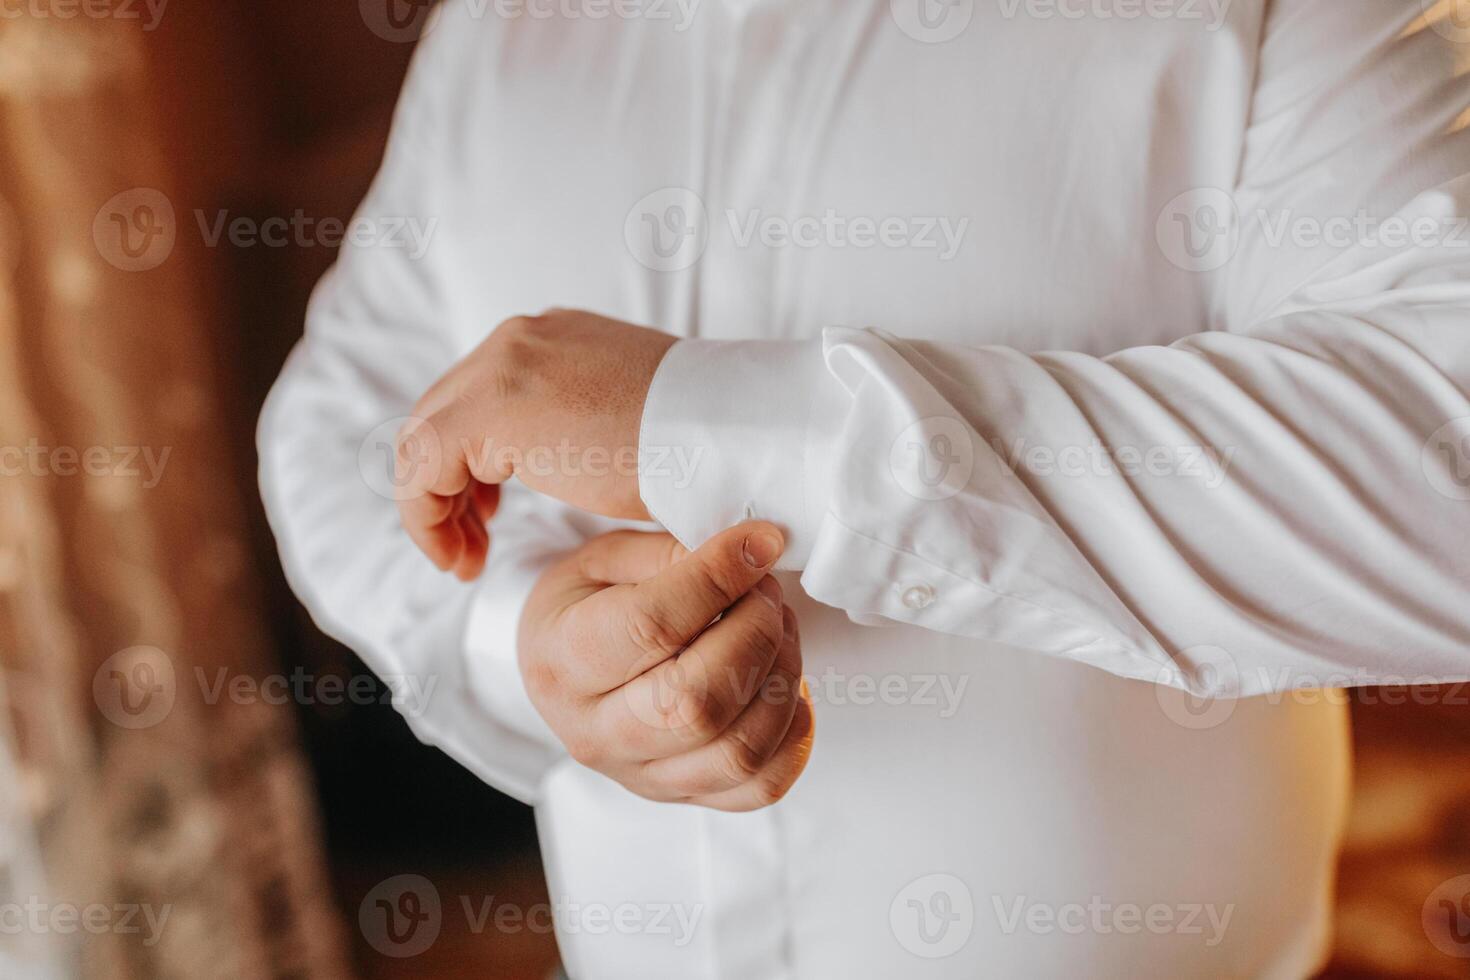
258;0;1470;975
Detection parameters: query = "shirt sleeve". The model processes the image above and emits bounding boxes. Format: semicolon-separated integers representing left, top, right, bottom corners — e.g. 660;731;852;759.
257;2;577;804
639;0;1470;698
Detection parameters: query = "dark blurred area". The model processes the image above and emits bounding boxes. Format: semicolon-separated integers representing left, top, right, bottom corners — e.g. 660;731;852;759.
0;1;556;977
0;2;1468;978
143;2;558;976
129;1;560;976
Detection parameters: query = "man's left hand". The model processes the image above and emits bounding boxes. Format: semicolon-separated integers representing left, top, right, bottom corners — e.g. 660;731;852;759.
395;309;677;579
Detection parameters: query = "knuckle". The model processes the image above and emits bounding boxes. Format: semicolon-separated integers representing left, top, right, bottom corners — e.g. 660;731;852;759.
761;666;801;709
731;610;783;666
562;730;594;766
625;606;688;660
611;703;655;747
677;691;725;743
782;605;800;644
495;314;537;339
715;729;770;785
521;658;560;701
689;557;744;609
623;763;677;804
751;774;791;808
563;728;607;770
489;317;543;375
396;418;440;465
660;766;710;800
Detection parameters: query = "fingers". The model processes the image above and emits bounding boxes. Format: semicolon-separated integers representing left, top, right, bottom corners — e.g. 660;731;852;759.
472;482;501;523
575;530;688;586
394;415;501;579
634;606;803;799
597;578;786;756
692;686;814;812
452;504;490;581
400;487;489;579
622;520;784;661
400;491;461;571
518;523;816;811
396;411;490;501
563;521;785;691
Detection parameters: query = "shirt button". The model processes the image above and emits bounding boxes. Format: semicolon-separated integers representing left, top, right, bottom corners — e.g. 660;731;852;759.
901;583;936;610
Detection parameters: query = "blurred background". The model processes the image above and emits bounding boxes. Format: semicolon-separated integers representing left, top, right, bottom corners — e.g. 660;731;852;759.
0;3;1467;978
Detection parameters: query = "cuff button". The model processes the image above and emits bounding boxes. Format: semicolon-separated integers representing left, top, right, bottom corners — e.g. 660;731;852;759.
900;583;936;610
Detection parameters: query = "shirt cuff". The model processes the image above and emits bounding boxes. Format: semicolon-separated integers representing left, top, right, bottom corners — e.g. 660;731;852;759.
463;551;563;759
637;337;847;568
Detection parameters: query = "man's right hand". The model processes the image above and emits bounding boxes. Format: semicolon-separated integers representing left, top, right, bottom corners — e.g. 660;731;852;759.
518;521;814;811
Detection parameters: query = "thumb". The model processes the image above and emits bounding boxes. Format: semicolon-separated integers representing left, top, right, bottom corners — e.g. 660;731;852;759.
623;521;785;644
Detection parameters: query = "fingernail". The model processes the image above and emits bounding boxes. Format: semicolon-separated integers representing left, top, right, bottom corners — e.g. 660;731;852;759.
755;576;782;609
743;530;781;568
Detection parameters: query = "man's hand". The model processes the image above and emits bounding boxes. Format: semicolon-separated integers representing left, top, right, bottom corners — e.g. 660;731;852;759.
519;521;815;811
395;309;676;580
